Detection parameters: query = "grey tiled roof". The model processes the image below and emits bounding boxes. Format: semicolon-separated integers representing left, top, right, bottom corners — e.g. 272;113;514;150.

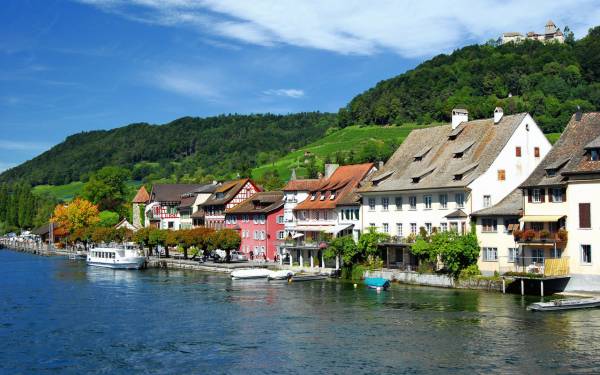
360;113;527;193
521;112;600;187
471;189;523;217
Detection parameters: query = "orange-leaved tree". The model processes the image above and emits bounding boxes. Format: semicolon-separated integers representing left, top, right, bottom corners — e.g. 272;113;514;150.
51;198;100;236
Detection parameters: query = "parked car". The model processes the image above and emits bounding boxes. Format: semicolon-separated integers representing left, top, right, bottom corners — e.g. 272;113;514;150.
230;250;248;262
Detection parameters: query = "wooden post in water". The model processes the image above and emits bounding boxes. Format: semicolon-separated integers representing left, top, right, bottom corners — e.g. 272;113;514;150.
502;278;506;294
540;280;544;297
521;279;525;295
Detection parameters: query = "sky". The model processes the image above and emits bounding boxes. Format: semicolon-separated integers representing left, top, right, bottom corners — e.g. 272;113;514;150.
1;0;600;173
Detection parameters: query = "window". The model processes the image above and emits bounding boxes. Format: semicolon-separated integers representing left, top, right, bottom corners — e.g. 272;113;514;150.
382;197;389;211
368;198;376;211
450;222;458;232
483;195;491;208
410;223;417;235
504;218;519;233
310;192;317;201
395;197;403;210
591;149;600;161
396;223;403;237
531;249;545;264
409;196;417;210
330;191;336;200
369;223;376;229
497;169;505;181
482;218;497;232
579;203;591;229
425;223;432;234
482;247;498;262
531;222;543;231
439;194;447;209
440;223;448;232
516;146;522;157
532;189;541;203
534;147;540;157
424;195;432;209
582;244;592;264
354;209;360;220
168;222;174;229
382;223;389;233
508;248;519;263
320;192;326;201
455;193;465;208
550;188;562;203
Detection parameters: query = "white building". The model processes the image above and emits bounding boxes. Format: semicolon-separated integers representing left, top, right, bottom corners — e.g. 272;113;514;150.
519;112;600;291
359;108;550;269
500;20;565;45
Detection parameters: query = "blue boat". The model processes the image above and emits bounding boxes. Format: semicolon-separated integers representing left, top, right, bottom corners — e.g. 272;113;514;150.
364;277;390;290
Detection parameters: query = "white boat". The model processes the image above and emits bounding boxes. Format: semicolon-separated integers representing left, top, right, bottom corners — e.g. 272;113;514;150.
87;245;146;270
528;298;600;311
230;268;271;280
267;270;294;280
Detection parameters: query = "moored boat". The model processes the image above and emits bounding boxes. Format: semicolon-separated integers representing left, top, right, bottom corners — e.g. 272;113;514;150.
231;268;271;280
527;298;600;311
364;277;390;290
87;246;145;270
267;270;294;280
288;274;328;282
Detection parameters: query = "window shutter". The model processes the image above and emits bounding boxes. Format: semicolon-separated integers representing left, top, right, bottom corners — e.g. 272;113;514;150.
528;189;532;203
562;188;567;202
540;188;546;203
579;203;591;229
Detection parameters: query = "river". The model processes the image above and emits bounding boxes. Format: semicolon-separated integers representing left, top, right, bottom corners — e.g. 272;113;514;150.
1;250;599;374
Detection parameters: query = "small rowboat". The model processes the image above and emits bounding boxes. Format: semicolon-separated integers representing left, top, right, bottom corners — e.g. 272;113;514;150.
231;268;271;280
364;277;390;290
528;298;600;311
267;270;294;280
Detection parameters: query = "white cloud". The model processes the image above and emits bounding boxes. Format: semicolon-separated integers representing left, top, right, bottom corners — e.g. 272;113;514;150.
145;66;224;101
263;88;305;99
0;140;51;151
77;0;600;57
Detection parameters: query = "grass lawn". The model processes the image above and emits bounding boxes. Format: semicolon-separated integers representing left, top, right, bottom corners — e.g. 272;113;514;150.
32;182;85;201
546;133;561;144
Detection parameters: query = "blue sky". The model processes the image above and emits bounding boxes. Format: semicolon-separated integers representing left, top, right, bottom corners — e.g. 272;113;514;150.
1;0;600;173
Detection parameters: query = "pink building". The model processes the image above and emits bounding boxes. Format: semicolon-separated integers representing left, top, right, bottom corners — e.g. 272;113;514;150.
225;191;285;261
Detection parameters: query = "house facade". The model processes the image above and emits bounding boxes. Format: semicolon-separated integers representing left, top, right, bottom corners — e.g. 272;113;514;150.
224;191;285;261
500;20;565;44
520;112;600;291
359;108;550;269
201;179;261;230
132;186;150;229
145;184;206;230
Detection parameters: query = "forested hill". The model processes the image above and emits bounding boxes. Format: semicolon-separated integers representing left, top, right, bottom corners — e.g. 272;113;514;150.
0;113;337;185
339;26;600;133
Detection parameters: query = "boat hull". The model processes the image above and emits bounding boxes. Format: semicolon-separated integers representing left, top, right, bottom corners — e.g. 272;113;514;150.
231;269;271;280
87;257;146;270
364;277;390;290
528;298;600;311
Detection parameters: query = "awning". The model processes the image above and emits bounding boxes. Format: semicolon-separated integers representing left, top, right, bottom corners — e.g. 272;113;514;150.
293;225;331;232
291;233;304;239
324;223;354;235
519;215;565;223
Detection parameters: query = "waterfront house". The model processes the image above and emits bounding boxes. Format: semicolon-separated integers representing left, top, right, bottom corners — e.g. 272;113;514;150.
285;163;376;269
178;183;220;228
144;184;206;230
519;112;600;291
200;179;261;230
471;189;522;275
359;108;550;270
132;186;150;229
224;191;285;261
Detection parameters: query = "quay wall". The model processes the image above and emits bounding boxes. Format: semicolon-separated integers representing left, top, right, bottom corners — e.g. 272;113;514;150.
365;269;504;292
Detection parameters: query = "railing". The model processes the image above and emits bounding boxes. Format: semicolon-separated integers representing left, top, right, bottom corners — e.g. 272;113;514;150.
282;241;328;249
514;229;568;244
482;256;570;276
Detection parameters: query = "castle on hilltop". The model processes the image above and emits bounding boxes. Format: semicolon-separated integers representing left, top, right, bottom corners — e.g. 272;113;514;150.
500;20;564;45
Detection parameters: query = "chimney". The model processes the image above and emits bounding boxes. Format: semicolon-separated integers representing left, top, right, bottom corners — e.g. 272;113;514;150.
494;107;504;124
324;164;339;178
377;161;384;170
452;108;468;130
575;105;582;121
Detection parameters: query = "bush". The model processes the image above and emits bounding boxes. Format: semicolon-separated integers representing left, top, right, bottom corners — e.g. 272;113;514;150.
458;264;481;279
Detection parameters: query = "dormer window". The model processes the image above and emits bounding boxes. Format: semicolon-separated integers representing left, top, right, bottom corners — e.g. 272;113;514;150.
330;191;336;200
453;163;478;181
319;192;326;201
411;168;435;184
413;146;431;162
453;141;474;159
310;192;316;201
216;192;225;199
591;149;600;161
546;169;557;177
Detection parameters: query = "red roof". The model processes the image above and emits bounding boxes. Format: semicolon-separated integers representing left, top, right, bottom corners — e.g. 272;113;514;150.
283;179;321;191
294;163;375;210
132;186;150;203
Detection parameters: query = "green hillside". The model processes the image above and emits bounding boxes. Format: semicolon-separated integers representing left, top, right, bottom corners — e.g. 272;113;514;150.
252;124;437;181
32;182;84;202
339;26;600;133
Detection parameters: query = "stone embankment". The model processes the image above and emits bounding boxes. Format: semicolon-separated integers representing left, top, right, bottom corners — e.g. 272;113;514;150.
365;269;507;292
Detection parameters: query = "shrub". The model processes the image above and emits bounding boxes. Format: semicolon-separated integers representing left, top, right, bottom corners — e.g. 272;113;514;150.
459;264;481;279
522;229;536;241
539;229;551;239
557;228;568;241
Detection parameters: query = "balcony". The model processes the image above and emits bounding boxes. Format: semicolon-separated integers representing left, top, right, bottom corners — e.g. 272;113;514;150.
282;240;328;250
513;229;567;245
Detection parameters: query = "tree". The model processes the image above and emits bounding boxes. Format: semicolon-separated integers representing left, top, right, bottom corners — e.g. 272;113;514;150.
148;228;167;256
51;198;100;234
209;229;241;262
98;210;120;227
357;227;390;259
82;166;131;211
410;231;480;277
324;235;359;266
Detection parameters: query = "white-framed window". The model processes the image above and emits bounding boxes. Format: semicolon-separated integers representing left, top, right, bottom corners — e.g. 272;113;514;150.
483;195;492;208
382;197;389;211
369;223;376;229
449;221;458;232
424;195;432;209
581;244;592;264
551;188;563;203
253;230;258;240
277;215;284;224
310;192;317;201
481;218;497;232
396;223;403;237
260;215;266;224
368;198;376;211
410;223;417;234
531;249;545;264
425;222;432;234
455;193;465;208
277;231;285;240
409;196;417;210
532;189;541;203
253;215;259;224
482;247;498;261
395;197;403;210
439;194;448;209
508;248;519;263
320;191;326;201
382;223;389;233
330;190;336;200
440;223;448;232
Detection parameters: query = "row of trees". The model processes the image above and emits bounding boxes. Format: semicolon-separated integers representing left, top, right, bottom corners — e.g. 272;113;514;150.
0;183;58;234
325;227;480;278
